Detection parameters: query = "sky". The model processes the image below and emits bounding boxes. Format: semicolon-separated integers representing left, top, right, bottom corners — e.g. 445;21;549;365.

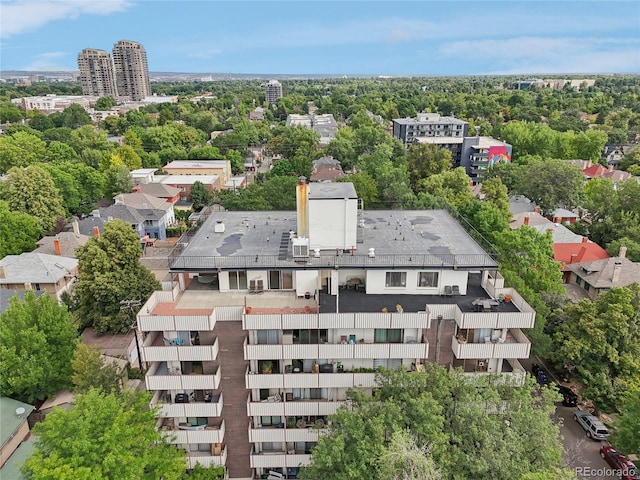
1;0;639;76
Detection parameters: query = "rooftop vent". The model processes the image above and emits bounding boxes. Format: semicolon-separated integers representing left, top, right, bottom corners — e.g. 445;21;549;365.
368;248;375;258
214;220;225;233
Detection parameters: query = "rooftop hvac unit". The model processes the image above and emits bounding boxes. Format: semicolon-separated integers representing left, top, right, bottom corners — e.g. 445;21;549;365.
214;220;225;233
292;237;309;258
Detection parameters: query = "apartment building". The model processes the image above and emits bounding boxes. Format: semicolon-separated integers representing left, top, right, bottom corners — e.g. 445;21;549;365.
460;136;513;184
392;113;469;166
77;48;118;98
112;40;151;101
265;80;283;104
136;179;535;479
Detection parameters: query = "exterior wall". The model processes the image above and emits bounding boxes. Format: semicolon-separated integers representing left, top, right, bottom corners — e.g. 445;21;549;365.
163;166;231;184
364;269;468;295
0;420;29;468
295;270;319;297
308;198;358;250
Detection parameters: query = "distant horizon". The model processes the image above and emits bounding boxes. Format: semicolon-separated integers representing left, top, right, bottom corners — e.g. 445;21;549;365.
1;1;638;76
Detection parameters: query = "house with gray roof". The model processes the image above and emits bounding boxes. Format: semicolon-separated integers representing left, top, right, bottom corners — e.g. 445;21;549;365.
0;253;78;302
564;249;640;300
531;223;585;244
35;231;89;258
0;397;34;469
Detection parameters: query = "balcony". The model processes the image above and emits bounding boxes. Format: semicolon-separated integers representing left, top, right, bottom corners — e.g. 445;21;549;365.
250;451;312;469
247;399;345;417
161;418;225;445
143;333;219;363
248;426;320;443
452;359;527;386
245;341;428;361
186;446;227;469
137;290;216;332
243;311;430;331
451;329;531;359
151;390;223;417
246;371;377;390
146;362;221;391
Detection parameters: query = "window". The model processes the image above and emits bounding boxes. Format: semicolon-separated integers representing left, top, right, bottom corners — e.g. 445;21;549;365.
257;330;279;345
229;270;247;290
375;329;403;343
260;416;282;427
385;272;406;288
576;277;582;286
269;270;293;290
284;329;328;344
418;272;439;288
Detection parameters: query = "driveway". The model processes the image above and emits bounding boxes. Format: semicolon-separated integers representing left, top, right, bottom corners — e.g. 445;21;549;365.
519;356;617;479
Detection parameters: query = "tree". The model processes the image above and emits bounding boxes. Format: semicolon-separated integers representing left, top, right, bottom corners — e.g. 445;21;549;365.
610;385;640;455
183;464;225;480
406;143;452;190
72;344;123;394
0;200;41;257
300;367;564;480
104;164;134;198
73;220;161;333
59;103;92;128
481;177;511;217
550;284;640;410
0;292;77;403
41;161;104;215
23;389;187;480
3;165;66;233
190;181;212;210
68;125;111;154
225;149;244;174
95;96;117;110
377;431;441;480
0;131;47;173
337;172;378;205
416;168;473;205
46;140;80;163
187;145;223;160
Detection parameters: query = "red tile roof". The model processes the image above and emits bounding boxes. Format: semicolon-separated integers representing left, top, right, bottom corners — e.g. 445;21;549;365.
582;164;608;179
553;242;610;270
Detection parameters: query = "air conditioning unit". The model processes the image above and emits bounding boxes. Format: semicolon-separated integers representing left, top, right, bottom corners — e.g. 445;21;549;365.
292;237;309;258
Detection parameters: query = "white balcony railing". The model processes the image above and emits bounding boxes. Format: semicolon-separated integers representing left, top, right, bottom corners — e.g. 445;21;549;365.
243;312;429;331
246;341;428;361
250;452;312;469
187;447;227;469
146;365;221;391
249;427;321;443
164;420;225;445
155;394;223;418
451;329;531;360
143;338;219;363
246;372;377;390
247;400;345;418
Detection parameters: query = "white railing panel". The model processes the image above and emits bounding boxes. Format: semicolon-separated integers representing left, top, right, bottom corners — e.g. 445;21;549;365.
286;454;312;467
246;373;284;389
493;341;531;359
182;374;219;391
178;345;216;361
427;304;457;320
353;373;376;387
138;315;175;331
174;315;212;332
390;313;430;329
182;401;223;417
146;375;182;390
250;428;286;443
282;314;318;330
457;312;498;329
158;403;185;417
318;344;354;359
285;428;320;442
389;343;428;359
250;453;287;469
284;401;319;416
283;373;319;388
318;313;355;329
245;344;283;360
318;373;357;388
248;402;285;417
451;337;494;359
187;449;226;469
354;313;391;329
283;344;318;359
496;312;535;329
215;305;243;321
354;343;390;359
244;314;282;330
144;346;178;362
318;401;345;416
186;427;224;444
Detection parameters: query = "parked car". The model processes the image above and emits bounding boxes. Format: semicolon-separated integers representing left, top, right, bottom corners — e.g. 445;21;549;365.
574;411;610;440
531;363;550;385
600;445;640;480
555;384;578;407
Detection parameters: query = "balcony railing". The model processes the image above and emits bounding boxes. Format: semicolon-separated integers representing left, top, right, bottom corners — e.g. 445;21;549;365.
250;451;312;469
451;329;531;360
247;399;345;417
143;337;219;363
151;390;223;418
246;371;377;390
248;425;321;443
243;312;430;331
146;362;221;391
245;341;428;361
163;420;225;445
186;447;227;469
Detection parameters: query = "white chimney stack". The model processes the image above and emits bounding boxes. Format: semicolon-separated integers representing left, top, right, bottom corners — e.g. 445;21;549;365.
612;261;622;283
619;246;627;259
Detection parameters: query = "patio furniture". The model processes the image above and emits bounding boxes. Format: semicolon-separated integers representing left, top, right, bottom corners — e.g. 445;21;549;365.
443;285;453;297
452;285;461;296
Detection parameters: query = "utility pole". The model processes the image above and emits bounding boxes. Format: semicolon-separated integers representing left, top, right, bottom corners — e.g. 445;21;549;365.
120;299;144;372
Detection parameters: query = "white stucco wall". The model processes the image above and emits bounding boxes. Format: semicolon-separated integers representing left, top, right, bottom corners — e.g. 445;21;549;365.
295;270;319;297
364;269;468;295
308;198;357;250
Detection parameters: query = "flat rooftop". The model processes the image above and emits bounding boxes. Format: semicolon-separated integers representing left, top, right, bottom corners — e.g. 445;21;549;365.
172;209;497;271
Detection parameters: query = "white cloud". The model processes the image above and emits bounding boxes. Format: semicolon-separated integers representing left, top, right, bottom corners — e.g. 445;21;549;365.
20;51;74;70
188;48;222;59
439;37;640;74
0;0;132;38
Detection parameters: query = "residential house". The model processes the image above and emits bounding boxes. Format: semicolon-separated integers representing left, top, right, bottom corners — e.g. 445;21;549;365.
553;238;611;283
249;107;265;121
0;290;45;314
509;212;552;230
310;156;345;182
35;231;90;258
136;183;182;206
0;397;34;468
163;160;232;185
286;114;338;145
602;144;637;168
531;223;585;244
0;253;78;302
135;179;535;478
114;192;176;240
224;176;247;191
549;208;579;225
564;248;640;301
159;174;222;200
509;195;536;215
582;163;609;180
130;168;160;185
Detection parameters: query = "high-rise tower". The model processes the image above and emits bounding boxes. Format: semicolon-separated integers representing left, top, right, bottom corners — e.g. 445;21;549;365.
112;40;151;101
77;48;118;98
264;79;283;104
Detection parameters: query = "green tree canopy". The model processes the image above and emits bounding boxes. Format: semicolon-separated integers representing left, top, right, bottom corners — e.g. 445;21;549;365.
0;200;41;257
23;389;187;480
0;131;47;173
41;161;104;215
73;220;161;333
190;180;213;210
610;385;640;455
549;284;640;410
95;96;117;110
0;292;77;403
72;344;122;394
3;165;66;233
301;367;564;480
406;143;453;190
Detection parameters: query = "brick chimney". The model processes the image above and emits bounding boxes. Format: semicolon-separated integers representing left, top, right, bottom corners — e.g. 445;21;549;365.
93;226;101;239
582;236;588;243
534;206;540;213
570;253;578;263
619;246;627;259
523;216;530;226
0;266;5;279
54;238;62;256
612;261;622;283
